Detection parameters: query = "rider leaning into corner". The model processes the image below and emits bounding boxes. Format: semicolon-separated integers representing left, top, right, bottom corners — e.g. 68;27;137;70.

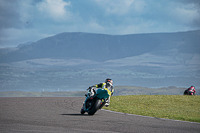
85;78;114;107
187;85;196;95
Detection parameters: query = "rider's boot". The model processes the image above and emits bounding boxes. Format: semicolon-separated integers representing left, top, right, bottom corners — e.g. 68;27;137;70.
105;96;110;107
81;107;85;114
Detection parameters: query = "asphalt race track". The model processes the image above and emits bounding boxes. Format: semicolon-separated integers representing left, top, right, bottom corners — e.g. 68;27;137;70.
0;97;199;133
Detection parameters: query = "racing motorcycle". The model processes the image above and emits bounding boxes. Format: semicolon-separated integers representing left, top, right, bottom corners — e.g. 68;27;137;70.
80;87;111;115
183;89;196;95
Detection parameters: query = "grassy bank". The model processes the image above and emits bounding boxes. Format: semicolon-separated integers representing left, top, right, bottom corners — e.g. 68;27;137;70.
104;95;200;122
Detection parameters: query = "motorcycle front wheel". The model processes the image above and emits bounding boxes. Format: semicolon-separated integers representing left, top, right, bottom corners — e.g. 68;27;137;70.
88;99;101;115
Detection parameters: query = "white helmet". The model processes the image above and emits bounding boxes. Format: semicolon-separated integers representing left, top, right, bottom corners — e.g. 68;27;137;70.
105;78;113;85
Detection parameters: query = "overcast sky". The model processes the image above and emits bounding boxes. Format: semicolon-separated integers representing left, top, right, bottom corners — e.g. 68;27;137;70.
0;0;200;48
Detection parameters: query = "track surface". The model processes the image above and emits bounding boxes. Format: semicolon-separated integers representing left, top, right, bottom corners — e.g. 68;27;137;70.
0;97;199;133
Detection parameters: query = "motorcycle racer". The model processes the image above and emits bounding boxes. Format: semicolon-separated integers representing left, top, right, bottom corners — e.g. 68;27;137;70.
80;78;114;114
184;85;196;95
86;78;114;107
188;85;196;95
91;78;114;107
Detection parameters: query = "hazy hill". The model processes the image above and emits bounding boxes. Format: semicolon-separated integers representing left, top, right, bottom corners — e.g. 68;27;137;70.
1;30;199;63
0;32;160;62
0;30;200;91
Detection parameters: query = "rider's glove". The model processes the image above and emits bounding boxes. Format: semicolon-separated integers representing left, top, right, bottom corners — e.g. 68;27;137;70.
87;86;92;90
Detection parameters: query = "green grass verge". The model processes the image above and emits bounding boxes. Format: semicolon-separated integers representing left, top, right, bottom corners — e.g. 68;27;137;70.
104;95;200;123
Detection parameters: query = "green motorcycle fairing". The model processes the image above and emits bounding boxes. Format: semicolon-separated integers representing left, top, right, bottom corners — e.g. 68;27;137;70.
84;88;109;112
96;88;110;99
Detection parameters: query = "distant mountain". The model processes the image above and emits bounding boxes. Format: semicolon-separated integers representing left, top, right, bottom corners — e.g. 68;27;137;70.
17;41;34;48
1;30;199;63
0;30;200;91
0;32;159;62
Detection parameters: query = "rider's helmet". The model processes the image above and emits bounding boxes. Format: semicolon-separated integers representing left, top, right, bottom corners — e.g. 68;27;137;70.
105;78;113;86
191;86;195;90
